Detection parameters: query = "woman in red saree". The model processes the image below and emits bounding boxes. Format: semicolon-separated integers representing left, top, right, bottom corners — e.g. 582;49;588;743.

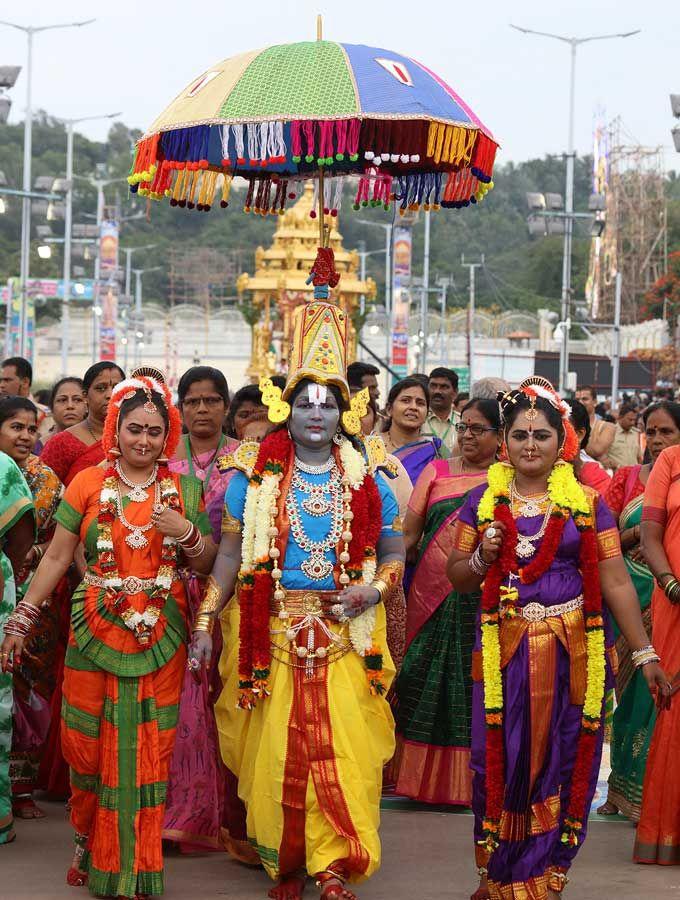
38;362;124;798
636;441;680;864
41;363;124;486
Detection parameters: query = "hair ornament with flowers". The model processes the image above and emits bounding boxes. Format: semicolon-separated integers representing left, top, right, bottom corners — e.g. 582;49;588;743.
498;376;579;461
102;371;182;461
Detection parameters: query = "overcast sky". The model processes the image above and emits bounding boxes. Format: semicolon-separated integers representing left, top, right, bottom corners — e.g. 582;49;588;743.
2;0;678;168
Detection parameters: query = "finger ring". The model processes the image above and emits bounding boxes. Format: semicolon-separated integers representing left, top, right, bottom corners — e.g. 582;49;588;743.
153;504;164;516
187;657;200;671
485;527;497;540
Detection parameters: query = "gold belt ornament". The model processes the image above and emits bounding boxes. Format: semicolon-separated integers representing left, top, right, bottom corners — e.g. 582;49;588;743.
501;595;584;623
84;572;162;593
269;589;344;620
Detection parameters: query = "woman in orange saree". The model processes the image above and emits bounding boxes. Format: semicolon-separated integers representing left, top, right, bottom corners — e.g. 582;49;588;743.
636;442;680;865
38;362;125;800
1;370;216;898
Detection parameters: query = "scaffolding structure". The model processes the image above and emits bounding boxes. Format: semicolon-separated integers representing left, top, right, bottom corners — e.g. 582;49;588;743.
167;246;244;370
586;117;667;323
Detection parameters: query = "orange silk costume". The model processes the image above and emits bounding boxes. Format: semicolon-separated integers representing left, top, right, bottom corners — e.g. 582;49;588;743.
55;466;210;898
636;445;680;865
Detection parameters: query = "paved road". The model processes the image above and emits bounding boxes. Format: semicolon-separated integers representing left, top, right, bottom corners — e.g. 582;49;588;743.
4;800;678;900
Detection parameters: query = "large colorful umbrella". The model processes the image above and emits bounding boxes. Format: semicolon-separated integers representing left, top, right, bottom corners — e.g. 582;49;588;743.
129;23;498;241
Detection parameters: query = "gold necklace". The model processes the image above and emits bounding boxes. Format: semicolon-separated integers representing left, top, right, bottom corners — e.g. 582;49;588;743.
510;479;549;518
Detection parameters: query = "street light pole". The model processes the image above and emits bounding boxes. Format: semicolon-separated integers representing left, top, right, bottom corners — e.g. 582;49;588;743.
60;111;119;376
461;255;484;391
131;266;161;368
510;24;640;394
0;17;95;360
420;211;431;372
357;218;393;386
611;271;622;410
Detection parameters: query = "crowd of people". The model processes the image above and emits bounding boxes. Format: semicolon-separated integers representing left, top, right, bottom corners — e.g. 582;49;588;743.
0;335;677;900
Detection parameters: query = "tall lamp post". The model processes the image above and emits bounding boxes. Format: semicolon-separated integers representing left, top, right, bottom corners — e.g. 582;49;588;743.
131;267;161;368
510;24;640;394
357;219;393;374
59;112;119;376
0;17;95;359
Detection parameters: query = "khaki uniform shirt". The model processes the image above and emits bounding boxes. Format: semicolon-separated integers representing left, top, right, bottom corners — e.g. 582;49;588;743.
421;409;459;458
607;424;642;470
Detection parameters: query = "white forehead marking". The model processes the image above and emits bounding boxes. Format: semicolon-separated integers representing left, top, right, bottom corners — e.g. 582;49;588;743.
307;384;327;406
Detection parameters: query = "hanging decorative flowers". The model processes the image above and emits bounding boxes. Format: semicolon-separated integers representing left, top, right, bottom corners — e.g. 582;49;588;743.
475;460;606;853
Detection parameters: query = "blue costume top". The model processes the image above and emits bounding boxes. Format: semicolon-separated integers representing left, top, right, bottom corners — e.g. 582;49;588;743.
225;468;400;590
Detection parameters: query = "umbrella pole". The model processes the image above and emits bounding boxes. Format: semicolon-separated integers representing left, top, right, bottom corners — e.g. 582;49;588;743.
317;165;325;247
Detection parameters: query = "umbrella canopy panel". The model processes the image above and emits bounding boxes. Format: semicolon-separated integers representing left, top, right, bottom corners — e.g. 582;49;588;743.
130;40;498;218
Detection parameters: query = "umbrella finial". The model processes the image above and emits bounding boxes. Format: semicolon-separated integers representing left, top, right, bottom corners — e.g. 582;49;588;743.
316;14;323;41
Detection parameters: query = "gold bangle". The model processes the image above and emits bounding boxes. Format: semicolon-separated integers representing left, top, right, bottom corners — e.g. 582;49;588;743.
370;578;390;603
194;614;214;635
197;575;222;617
372;560;405;601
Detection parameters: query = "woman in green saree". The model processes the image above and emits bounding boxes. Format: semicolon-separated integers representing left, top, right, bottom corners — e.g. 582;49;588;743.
393;399;501;804
599;400;680;820
0;451;36;844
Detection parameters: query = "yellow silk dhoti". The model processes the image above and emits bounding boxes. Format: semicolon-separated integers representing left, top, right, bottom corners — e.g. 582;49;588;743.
215;599;395;883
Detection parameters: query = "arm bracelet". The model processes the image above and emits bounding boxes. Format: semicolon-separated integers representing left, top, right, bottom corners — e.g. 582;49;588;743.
468;545;490;577
372;560;405;602
183;535;206;558
631;645;660;668
193;613;214;635
196;575;222;617
2;600;42;638
370;578;390;604
656;571;675;588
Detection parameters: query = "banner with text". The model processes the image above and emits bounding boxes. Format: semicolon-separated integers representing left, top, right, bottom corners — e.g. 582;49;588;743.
391;225;413;377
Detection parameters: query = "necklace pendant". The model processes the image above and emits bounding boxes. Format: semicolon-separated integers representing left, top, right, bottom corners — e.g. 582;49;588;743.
127;486;150;503
301;493;332;516
125;528;149;550
301;553;333;581
516;538;534;559
519;499;542;518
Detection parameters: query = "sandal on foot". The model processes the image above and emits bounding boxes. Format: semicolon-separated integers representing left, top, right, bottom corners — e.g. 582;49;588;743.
12;796;46;819
596;800;619;816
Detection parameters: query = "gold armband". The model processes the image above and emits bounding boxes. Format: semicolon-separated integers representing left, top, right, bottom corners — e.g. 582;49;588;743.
197;575;222;618
222;509;243;535
370;560;405;603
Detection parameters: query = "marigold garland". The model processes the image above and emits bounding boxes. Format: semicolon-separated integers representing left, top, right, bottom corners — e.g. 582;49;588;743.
475;461;606;853
95;465;181;645
236;428;385;708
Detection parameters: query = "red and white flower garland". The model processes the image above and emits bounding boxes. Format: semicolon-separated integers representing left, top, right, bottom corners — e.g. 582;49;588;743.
236;428;384;708
96;465;181;645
